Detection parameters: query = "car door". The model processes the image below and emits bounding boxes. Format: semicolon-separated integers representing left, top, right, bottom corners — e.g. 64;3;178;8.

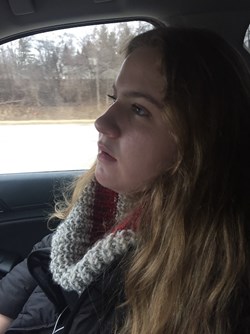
0;171;80;278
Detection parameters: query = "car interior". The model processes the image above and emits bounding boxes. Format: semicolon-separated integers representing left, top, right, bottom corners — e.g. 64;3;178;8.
0;0;250;278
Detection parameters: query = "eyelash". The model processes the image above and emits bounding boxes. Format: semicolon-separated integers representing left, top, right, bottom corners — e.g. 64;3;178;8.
107;94;116;103
107;94;150;117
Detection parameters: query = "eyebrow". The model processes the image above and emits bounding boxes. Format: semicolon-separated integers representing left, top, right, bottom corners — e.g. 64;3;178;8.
112;84;164;109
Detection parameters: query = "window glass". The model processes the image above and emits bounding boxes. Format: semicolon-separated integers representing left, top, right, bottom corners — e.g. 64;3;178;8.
0;21;154;173
243;24;250;54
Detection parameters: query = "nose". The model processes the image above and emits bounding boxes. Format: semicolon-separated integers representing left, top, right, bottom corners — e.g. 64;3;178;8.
95;105;121;138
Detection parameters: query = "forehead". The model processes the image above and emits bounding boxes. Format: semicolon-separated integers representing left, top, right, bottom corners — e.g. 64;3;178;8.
125;46;162;68
115;46;165;95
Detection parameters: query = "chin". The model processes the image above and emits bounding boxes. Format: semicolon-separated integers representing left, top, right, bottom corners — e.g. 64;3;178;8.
95;172;116;192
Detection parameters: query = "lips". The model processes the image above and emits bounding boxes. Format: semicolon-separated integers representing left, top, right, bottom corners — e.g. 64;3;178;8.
97;142;117;162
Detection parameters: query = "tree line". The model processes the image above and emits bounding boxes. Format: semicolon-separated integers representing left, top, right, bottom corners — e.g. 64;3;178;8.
0;21;152;120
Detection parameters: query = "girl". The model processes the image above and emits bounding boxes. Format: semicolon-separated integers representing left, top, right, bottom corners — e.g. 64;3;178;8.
1;27;250;334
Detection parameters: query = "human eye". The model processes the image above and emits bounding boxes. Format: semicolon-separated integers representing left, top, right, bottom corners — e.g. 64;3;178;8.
132;104;150;117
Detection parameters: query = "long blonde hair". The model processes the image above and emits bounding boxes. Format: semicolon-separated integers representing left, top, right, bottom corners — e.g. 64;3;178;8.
54;28;250;333
119;28;250;334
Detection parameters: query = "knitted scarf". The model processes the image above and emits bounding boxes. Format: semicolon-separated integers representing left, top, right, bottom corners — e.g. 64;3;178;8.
50;178;137;295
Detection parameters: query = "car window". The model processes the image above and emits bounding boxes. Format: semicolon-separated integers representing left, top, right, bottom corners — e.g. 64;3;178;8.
244;24;250;53
0;21;154;174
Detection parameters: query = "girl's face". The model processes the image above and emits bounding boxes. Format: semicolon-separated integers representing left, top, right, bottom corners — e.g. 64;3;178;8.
95;46;177;194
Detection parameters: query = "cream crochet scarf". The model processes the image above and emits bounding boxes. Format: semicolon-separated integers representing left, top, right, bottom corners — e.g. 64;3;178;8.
50;178;137;295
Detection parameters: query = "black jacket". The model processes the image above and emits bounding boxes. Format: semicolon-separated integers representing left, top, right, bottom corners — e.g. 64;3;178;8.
0;234;127;334
28;247;127;334
60;258;126;334
0;234;58;334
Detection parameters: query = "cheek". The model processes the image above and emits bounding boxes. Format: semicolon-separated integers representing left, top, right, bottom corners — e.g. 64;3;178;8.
157;134;177;170
121;131;176;181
